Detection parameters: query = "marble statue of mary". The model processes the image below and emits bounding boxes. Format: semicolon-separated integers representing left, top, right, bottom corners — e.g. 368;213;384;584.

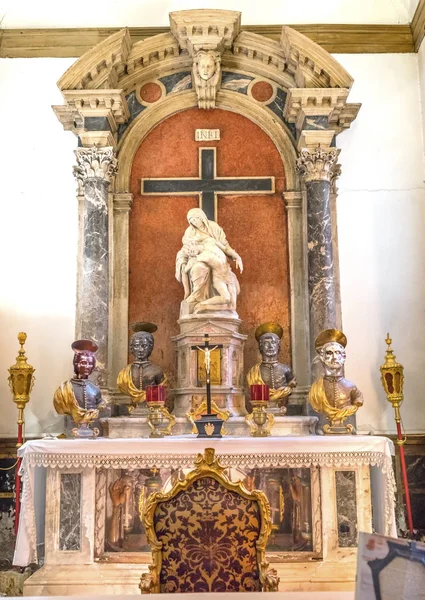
175;208;243;316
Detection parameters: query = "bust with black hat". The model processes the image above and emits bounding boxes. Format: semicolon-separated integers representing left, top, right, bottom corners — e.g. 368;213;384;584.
247;322;296;413
117;322;168;411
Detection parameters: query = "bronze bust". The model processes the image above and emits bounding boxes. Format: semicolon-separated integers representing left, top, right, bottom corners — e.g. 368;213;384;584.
117;322;168;410
53;340;105;434
247;322;296;412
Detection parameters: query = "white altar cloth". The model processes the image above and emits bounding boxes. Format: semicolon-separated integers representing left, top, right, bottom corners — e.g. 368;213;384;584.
14;435;396;567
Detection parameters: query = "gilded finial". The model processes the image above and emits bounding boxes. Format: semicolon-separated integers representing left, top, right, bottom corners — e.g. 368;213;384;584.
382;332;399;369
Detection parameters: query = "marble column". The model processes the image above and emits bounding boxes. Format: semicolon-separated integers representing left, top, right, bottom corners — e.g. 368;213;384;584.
73;147;118;386
296;146;339;360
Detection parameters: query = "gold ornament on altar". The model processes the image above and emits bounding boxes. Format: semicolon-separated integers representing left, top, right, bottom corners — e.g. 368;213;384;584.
247;322;296;411
8;332;35;448
186;397;230;435
117;322;169;411
309;329;363;435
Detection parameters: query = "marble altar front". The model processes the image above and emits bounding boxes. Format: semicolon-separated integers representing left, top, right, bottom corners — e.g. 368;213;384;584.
15;436;396;595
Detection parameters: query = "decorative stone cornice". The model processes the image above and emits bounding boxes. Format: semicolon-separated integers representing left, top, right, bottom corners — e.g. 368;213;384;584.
296;146;339;183
113;193;134;212
58;28;132;91
280;26;354;89
283;88;361;141
61;90;130;124
297;130;336;151
169;10;241;110
170;10;241;54
74;147;118;190
53;89;130;146
283;191;303;210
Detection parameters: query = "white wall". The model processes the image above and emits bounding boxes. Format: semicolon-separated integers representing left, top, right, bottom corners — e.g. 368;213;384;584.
0;0;415;28
335;53;425;433
0;50;424;436
0;58;77;437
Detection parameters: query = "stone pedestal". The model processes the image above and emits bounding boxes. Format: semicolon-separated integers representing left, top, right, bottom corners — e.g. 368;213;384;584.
172;314;247;418
101;415;318;438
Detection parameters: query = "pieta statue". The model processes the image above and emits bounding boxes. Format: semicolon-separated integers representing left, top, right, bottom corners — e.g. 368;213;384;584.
175;208;243;316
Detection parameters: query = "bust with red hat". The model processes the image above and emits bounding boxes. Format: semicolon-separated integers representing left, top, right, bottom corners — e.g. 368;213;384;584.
53;339;105;436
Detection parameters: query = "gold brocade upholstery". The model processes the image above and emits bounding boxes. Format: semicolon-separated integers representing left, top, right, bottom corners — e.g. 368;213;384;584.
140;448;278;594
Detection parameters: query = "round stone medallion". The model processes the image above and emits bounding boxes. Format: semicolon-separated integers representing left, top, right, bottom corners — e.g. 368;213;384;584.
251;81;274;103
139;82;163;103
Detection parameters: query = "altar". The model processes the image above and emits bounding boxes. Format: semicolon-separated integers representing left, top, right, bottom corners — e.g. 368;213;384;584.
15;435;396;595
11;6;402;597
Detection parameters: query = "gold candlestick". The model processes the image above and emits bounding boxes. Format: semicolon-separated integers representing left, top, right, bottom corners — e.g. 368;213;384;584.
246;400;274;437
146;402;176;438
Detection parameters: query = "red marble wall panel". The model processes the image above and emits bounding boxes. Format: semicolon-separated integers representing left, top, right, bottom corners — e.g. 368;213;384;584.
129;108;290;384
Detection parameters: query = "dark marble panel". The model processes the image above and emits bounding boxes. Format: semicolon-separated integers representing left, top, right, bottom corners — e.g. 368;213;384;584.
160;71;192;93
335;470;357;547
406;454;425;529
84;116;112;132
118;91;147;140
267;88;287;116
127;91;146;120
80;179;109;383
303;115;329;131
59;473;81;551
221;71;253;94
0;457;16;568
306;179;336;334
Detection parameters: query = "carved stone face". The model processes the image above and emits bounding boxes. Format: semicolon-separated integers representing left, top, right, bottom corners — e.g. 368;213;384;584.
73;352;96;379
197;53;216;81
259;333;281;361
189;216;205;229
319;342;346;371
130;332;154;362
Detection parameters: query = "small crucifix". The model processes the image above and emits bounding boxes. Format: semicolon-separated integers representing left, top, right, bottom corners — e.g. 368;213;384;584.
191;334;223;416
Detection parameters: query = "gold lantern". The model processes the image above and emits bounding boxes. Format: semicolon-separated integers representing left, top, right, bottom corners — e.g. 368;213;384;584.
379;333;404;423
8;332;35;448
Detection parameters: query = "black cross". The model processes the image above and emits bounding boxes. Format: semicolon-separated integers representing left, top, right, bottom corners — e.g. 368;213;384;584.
141;147;275;221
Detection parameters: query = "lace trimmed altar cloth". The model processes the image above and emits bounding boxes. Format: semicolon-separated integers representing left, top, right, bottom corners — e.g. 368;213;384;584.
13;435;396;567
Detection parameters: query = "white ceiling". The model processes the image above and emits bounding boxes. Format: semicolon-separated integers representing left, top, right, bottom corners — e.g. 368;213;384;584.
0;0;420;29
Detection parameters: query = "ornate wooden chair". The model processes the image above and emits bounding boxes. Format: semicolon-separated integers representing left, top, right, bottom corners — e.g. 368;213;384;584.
139;448;279;594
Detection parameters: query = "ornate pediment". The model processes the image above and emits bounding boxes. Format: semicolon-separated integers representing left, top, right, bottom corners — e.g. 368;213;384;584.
53;9;360;145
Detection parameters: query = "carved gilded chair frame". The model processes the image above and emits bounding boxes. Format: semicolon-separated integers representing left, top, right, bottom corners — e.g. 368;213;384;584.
140;448;277;594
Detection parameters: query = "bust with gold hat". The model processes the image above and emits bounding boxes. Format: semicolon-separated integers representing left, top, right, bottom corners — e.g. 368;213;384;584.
247;322;296;412
309;329;364;434
53;339;106;437
117;322;168;411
